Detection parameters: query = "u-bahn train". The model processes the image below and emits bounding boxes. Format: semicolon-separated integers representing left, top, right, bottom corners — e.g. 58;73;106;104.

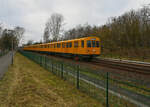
23;36;101;60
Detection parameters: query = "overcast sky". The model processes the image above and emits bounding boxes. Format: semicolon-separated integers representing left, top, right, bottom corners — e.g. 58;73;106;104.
0;0;149;44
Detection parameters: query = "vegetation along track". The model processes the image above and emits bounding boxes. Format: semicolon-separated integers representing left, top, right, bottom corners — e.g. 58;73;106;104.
92;58;150;75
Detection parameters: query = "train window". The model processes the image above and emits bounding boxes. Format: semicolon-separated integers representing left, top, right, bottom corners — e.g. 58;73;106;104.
92;41;96;47
67;42;71;48
81;40;84;48
57;43;61;48
69;42;72;48
66;42;69;48
74;41;78;48
96;41;100;47
87;40;91;47
62;43;65;48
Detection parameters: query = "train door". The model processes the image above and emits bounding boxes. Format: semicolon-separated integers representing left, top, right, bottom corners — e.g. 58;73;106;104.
74;41;78;55
66;42;69;54
62;42;66;54
86;40;92;55
81;40;84;55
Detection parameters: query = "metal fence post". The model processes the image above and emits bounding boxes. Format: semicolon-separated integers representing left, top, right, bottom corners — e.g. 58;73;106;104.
106;72;109;107
45;56;46;68
11;51;13;65
52;62;53;73
61;63;64;79
38;55;40;64
41;56;42;66
42;56;43;66
11;39;13;65
77;65;80;89
55;63;57;74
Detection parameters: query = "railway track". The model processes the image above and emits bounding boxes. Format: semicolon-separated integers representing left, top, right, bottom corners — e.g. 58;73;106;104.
92;58;150;75
29;51;150;75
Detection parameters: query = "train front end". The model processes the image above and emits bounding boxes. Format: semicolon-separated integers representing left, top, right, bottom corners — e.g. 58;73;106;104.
85;37;101;58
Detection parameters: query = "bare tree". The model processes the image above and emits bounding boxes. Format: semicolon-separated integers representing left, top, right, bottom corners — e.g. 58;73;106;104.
43;24;50;43
45;13;64;41
0;23;3;38
14;26;25;46
26;40;33;45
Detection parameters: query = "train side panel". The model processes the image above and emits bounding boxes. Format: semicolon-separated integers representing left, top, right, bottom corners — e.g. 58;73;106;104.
23;36;101;57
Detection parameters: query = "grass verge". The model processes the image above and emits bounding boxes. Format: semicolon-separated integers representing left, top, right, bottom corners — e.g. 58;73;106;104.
0;53;102;107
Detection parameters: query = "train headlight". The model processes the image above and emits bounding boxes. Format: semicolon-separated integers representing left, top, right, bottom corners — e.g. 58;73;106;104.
93;49;96;52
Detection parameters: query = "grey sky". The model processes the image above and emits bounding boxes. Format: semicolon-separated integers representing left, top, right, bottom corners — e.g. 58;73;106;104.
0;0;149;44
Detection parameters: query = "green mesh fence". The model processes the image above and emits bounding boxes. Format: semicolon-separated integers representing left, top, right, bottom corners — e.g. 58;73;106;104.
19;51;150;107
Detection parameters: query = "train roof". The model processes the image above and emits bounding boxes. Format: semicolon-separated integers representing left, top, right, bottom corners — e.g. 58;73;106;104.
24;36;100;47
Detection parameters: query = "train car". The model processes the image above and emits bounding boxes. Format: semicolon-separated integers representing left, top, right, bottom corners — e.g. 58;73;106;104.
23;36;101;60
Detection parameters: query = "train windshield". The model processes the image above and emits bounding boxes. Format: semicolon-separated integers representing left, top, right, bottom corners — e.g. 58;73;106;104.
81;40;84;47
96;41;99;47
87;40;91;47
92;41;96;47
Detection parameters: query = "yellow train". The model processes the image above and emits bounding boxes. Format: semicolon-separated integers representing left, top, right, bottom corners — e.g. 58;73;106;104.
23;36;101;60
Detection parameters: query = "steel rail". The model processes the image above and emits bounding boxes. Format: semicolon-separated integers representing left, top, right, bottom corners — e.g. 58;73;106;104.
92;58;150;75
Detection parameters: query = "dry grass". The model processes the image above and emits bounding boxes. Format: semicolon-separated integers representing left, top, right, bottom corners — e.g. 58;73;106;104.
0;53;103;107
